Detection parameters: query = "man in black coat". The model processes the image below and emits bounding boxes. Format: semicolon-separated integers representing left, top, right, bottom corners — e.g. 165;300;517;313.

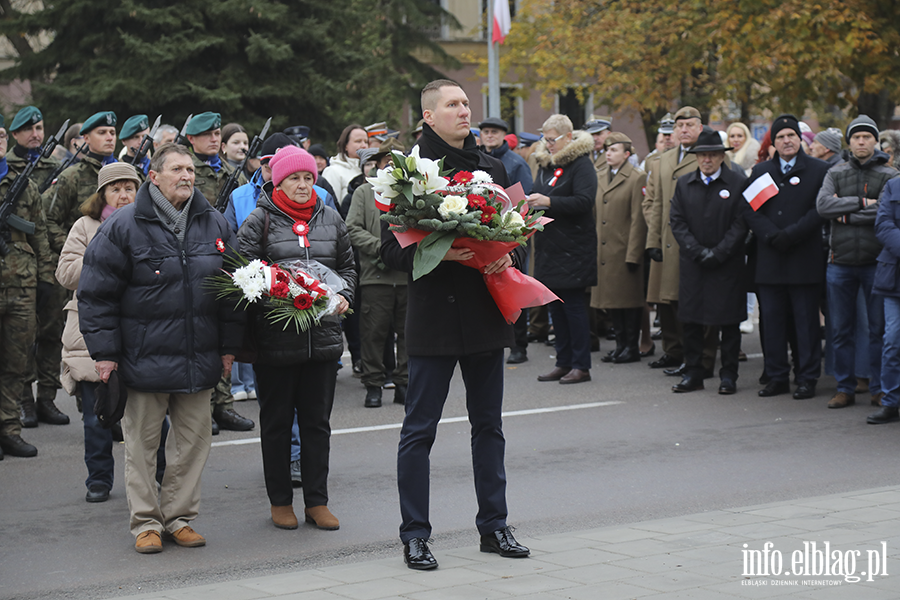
669;127;748;394
741;115;829;399
381;79;529;570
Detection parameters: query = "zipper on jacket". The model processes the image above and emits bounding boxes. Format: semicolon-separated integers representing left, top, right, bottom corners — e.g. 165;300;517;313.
180;246;195;392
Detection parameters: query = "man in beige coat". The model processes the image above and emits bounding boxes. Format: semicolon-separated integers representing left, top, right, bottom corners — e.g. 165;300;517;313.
592;133;648;363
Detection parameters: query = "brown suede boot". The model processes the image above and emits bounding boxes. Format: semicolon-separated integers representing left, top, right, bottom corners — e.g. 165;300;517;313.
135;530;162;554
271;505;298;530
304;505;339;530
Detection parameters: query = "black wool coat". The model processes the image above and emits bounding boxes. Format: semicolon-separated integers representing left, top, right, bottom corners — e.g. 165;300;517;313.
741;150;829;285
380;132;515;357
669;167;748;325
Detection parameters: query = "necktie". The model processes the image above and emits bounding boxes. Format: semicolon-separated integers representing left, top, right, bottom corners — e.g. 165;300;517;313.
704;176;711;186
783;163;791;174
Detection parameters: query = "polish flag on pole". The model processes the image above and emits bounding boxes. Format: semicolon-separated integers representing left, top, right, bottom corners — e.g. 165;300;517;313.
492;0;511;44
742;172;779;211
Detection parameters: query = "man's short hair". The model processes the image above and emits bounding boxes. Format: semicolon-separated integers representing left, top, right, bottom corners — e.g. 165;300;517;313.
421;79;461;112
150;143;192;173
541;114;573;136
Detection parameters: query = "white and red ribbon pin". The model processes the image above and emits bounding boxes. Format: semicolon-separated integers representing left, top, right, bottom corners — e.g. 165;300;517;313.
549;168;563;187
293;221;311;248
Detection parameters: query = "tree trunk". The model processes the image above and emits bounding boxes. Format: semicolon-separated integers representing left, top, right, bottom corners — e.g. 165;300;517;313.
857;89;895;131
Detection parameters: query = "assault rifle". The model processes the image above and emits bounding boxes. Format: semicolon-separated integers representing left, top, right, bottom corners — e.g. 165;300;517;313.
215;117;271;213
39;139;86;194
0;120;69;256
129;115;162;168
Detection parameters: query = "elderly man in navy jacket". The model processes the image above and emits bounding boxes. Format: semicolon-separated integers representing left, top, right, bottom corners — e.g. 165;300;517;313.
382;80;529;571
742;115;829;400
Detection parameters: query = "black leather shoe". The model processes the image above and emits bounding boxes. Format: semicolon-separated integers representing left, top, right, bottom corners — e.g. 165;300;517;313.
480;526;530;558
394;384;407;405
404;538;438;570
758;380;790;397
600;349;619;363
867;406;900;424
649;354;680;369
211;417;219;436
718;378;736;395
663;363;686;377
793;382;816;400
613;348;640;364
86;484;110;503
672;375;704;393
364;386;382;408
0;434;37;457
213;406;255;431
290;459;303;488
640;342;656;358
36;398;70;425
0;444;3;460
506;348;528;364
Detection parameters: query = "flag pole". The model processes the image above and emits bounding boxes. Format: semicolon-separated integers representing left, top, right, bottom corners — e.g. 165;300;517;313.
487;0;501;118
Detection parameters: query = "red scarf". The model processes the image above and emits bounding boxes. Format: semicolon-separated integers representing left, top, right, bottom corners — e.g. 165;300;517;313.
272;187;317;248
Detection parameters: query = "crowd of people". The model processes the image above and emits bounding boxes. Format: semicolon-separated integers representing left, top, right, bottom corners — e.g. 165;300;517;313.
1;79;898;564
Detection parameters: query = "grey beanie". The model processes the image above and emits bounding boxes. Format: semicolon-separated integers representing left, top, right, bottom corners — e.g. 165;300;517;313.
814;128;842;154
846;115;879;143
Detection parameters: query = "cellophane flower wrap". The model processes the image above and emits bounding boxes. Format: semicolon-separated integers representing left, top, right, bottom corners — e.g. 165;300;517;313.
208;255;348;333
369;147;558;322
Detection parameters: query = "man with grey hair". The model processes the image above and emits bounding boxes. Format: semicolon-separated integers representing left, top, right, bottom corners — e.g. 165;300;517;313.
880;130;900;169
152;124;178;147
810;127;843;167
78;143;243;553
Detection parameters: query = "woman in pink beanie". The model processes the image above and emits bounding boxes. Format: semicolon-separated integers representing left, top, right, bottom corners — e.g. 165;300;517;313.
237;144;356;532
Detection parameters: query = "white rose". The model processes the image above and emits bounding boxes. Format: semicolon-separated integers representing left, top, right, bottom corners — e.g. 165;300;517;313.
437;195;468;219
506;210;525;228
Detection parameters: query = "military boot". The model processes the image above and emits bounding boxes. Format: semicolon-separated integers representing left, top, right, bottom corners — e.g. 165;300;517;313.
36;398;70;425
19;388;38;428
364;386;382;408
0;434;38;457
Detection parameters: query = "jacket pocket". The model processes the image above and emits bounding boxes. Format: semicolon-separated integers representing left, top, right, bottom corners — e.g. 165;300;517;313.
874;260;899;293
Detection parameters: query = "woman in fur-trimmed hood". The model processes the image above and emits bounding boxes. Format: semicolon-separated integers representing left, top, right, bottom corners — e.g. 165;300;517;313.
526;114;598;385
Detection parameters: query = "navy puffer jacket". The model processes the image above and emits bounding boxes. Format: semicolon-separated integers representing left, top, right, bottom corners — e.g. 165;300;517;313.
238;182;356;365
78;183;244;394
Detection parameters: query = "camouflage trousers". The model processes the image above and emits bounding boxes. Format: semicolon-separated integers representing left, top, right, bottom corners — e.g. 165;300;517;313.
212;371;234;410
22;281;67;402
0;287;36;436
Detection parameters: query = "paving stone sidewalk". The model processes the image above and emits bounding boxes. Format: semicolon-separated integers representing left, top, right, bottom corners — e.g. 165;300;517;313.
106;485;900;600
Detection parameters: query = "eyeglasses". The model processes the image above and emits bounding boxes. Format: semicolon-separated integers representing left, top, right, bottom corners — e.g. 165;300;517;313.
0;132;7;141
541;133;565;146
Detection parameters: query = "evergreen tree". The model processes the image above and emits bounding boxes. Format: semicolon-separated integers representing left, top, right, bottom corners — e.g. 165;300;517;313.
0;0;458;148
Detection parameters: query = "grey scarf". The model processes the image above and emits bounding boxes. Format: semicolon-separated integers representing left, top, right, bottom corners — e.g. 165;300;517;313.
149;183;192;245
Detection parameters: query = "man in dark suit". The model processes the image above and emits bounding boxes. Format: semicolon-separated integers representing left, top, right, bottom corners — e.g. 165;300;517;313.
381;79;529;570
742;114;829;399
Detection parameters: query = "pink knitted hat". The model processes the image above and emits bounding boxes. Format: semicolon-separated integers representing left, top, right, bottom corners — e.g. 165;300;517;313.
270;145;318;187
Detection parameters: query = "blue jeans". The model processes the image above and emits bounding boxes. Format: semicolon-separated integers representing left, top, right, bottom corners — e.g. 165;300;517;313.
881;297;900;408
231;362;256;395
826;264;884;394
547;288;592;371
81;381;169;490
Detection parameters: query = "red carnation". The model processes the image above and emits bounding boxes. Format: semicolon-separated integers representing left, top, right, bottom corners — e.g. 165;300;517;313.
480;205;497;224
453;171;474;184
293;294;314;310
271;282;290;298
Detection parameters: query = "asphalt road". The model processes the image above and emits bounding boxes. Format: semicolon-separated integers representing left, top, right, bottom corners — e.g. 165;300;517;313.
2;331;898;600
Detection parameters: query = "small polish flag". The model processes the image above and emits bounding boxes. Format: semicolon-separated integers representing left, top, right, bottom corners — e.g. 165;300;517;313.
492;0;511;44
743;172;779;211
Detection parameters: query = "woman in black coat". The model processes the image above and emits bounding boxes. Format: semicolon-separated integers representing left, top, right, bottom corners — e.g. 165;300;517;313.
527;114;598;384
237;146;355;532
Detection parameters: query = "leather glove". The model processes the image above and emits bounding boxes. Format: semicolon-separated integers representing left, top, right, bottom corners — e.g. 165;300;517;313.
35;281;53;313
697;248;719;268
769;231;792;252
646;248;663;262
626;262;639;273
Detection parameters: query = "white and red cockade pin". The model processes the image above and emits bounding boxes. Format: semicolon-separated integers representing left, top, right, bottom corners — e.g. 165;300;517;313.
549;168;563;187
293;221;311;248
215;238;225;253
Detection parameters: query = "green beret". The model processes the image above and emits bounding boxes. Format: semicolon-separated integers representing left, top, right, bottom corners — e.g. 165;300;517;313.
185;112;221;136
10;106;42;133
120;114;149;140
81;111;117;134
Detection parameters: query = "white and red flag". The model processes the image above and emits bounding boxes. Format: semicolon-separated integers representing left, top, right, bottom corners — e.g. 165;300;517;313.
492;0;511;44
743;172;778;211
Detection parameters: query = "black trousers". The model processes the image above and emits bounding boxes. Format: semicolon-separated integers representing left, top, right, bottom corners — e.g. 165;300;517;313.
255;361;337;507
757;284;822;384
398;349;508;542
684;322;741;380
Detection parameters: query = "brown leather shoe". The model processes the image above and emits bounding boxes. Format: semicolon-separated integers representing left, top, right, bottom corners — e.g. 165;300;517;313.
537;367;571;382
304;505;340;530
135;530;162;554
170;526;206;547
271;505;298;530
560;369;591;384
827;392;855;409
872;392;885;407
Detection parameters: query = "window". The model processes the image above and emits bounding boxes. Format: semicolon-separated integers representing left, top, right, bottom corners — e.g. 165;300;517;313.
557;89;586;130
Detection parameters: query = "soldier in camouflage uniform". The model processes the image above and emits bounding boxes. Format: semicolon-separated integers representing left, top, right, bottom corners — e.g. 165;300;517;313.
0;113;55;458
25;111;118;427
184;111;253;433
7;106;62;191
